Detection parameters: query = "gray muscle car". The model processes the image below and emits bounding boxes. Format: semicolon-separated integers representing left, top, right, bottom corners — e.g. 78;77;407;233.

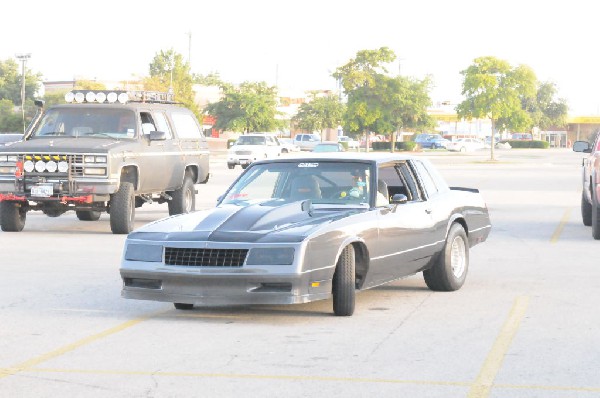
120;153;491;316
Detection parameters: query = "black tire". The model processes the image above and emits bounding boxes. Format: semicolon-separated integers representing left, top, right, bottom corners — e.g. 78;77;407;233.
0;202;26;232
227;164;235;170
332;245;356;316
110;181;135;234
241;164;249;169
76;210;101;221
582;190;592;226
592;188;600;240
424;223;469;291
168;174;195;216
174;303;194;310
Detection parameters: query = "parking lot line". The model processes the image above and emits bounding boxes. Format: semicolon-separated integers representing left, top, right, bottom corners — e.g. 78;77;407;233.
0;310;165;379
467;296;530;398
550;209;572;243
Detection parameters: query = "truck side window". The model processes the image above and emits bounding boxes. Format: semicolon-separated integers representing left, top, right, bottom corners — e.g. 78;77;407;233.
152;112;173;139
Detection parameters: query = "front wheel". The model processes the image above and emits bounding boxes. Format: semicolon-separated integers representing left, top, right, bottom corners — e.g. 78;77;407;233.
592;188;600;240
0;201;26;232
332;245;356;316
582;190;592;226
168;174;195;216
423;223;469;291
110;181;135;234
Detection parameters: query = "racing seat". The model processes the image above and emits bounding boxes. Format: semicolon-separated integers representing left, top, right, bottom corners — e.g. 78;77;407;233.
290;175;321;200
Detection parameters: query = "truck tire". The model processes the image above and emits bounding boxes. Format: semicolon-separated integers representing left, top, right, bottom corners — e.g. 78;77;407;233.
592;188;600;240
174;303;194;310
110;182;135;234
332;245;356;316
168;174;195;216
0;202;26;232
582;190;592;226
424;223;469;291
76;210;101;221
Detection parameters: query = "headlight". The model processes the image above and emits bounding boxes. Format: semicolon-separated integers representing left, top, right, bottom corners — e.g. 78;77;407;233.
84;167;107;175
124;244;163;262
7;155;17;162
24;160;35;172
246;247;295;265
0;156;6;162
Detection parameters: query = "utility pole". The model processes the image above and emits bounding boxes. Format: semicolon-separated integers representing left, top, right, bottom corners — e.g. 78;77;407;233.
15;53;31;133
186;31;192;67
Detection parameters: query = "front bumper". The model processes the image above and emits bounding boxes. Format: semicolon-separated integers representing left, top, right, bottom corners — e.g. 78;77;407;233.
0;177;118;202
120;263;334;306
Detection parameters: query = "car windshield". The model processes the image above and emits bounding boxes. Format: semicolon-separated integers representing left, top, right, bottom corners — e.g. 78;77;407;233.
30;107;136;139
221;161;371;207
313;144;339;152
236;135;266;145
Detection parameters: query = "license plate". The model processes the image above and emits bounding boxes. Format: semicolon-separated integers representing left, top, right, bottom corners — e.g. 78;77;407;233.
30;184;54;197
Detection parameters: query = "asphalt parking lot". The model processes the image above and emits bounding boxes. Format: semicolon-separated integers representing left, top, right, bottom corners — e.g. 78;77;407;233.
1;148;598;397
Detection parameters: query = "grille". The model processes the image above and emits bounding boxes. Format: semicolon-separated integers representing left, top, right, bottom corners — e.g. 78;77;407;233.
235;150;252;155
164;248;248;267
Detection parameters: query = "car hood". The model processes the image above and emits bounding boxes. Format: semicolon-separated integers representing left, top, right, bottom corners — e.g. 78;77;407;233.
128;200;360;243
229;144;264;152
5;137;128;152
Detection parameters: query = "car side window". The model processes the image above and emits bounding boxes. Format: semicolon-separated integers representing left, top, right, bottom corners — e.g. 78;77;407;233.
152;111;173;139
411;160;439;199
170;113;203;139
140;112;157;135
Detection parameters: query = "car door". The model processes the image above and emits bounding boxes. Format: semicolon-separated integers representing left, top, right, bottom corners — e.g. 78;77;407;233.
364;162;436;288
137;110;173;192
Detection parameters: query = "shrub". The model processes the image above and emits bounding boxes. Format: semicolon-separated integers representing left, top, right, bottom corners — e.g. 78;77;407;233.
503;140;549;149
371;141;417;151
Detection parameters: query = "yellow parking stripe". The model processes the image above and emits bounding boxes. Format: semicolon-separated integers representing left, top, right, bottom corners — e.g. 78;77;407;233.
10;367;600;393
468;296;529;398
0;310;164;379
550;209;571;243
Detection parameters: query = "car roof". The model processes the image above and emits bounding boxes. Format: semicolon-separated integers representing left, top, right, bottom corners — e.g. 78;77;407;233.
252;151;418;166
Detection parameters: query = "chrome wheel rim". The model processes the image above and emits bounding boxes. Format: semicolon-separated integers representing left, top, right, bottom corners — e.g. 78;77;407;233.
450;236;466;278
184;187;193;213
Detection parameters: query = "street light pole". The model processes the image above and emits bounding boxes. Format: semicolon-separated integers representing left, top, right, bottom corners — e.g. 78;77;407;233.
15;53;31;133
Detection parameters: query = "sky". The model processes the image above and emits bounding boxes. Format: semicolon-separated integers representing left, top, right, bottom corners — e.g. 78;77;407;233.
2;0;599;115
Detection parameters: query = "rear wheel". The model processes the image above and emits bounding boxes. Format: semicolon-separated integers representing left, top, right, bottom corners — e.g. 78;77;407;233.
110;181;135;234
0;201;26;232
227;164;235;170
332;245;356;316
424;223;469;291
168;174;195;216
76;210;101;221
582;190;592;226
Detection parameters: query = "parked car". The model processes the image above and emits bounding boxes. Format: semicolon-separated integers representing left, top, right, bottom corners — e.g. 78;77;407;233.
294;133;321;151
120;153;491;316
337;135;359;149
573;132;600;239
446;138;486;152
0;133;22;147
511;133;533;140
278;138;301;152
312;141;346;152
227;133;284;169
422;135;450;149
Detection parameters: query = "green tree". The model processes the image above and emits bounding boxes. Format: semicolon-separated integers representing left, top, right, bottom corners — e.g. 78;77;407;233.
193;72;226;87
144;49;199;119
334;47;434;150
292;94;345;136
529;81;568;130
456;56;537;160
205;81;282;133
0;99;22;132
0;58;41;104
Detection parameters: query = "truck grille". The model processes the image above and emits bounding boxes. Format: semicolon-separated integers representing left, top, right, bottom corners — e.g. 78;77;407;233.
164;248;248;267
